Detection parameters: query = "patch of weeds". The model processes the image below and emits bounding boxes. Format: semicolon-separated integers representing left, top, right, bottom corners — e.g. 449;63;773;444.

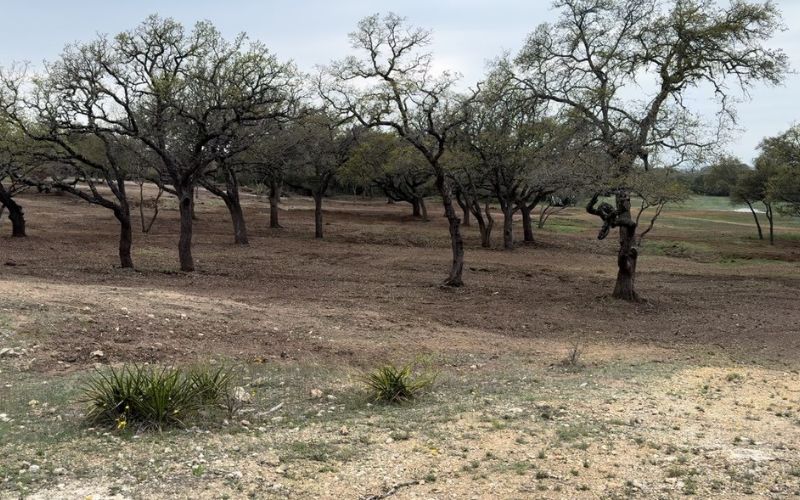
726;373;744;383
286;440;353;463
556;423;593;443
560;342;583;370
362;362;436;404
683;477;698;495
666;466;697;478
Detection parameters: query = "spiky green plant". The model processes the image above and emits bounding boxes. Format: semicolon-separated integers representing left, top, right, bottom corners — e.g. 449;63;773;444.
82;364;233;431
363;363;436;404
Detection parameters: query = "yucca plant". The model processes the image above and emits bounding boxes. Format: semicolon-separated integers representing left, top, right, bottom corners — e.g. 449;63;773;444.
363;363;436;404
188;365;233;405
82;364;231;431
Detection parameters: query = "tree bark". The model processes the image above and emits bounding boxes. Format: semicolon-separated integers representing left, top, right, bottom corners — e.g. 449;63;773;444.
501;204;514;250
224;170;248;245
612;193;638;301
521;206;534;242
419;197;428;221
314;193;324;239
225;198;248;245
178;188;195;271
455;192;471;227
481;202;494;248
7;200;26;238
412;199;421;217
435;174;464;286
745;201;763;240
269;177;283;228
114;207;134;269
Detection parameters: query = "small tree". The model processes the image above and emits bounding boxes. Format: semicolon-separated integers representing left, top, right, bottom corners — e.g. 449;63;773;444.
284;110;359;239
731;167;770;241
341;131;433;219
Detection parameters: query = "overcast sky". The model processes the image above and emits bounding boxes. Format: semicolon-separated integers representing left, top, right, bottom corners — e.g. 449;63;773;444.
0;0;797;164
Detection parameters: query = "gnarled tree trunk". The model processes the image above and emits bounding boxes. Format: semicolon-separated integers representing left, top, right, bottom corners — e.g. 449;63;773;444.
614;223;638;301
435;174;464;286
612;193;638;301
588;191;639;301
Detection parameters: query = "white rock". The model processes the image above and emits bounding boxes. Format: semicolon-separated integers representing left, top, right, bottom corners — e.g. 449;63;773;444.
28;464;40;473
233;386;252;403
90;350;105;359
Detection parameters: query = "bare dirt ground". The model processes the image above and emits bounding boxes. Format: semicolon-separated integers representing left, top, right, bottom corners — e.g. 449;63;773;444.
1;189;799;499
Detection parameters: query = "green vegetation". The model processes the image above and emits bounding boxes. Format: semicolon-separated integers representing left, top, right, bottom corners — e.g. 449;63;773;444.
82;364;235;430
363;362;436;404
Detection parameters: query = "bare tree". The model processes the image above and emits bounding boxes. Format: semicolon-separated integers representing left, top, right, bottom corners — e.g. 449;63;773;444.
322;13;475;286
515;0;788;300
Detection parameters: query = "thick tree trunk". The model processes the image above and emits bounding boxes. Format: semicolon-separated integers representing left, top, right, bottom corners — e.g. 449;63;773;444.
314;193;324;239
612;193;638;301
502;204;514;250
412;199;421;217
178;189;195;272
419;198;428;221
436;174;464;286
521;206;534;242
765;203;774;245
224;198;248;245
114;208;134;269
269;178;283;228
7;200;26;238
746;201;763;240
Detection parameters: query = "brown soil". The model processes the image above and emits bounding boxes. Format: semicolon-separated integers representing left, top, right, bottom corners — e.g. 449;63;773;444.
1;188;799;373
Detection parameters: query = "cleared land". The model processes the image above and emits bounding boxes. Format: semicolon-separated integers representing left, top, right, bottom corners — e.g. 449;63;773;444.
1;189;799;499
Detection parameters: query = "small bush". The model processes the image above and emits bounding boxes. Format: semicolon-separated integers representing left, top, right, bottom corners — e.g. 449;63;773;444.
82;364;234;431
363;362;436;404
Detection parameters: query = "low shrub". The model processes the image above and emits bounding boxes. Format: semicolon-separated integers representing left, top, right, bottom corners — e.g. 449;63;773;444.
82;364;234;431
363;362;436;404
